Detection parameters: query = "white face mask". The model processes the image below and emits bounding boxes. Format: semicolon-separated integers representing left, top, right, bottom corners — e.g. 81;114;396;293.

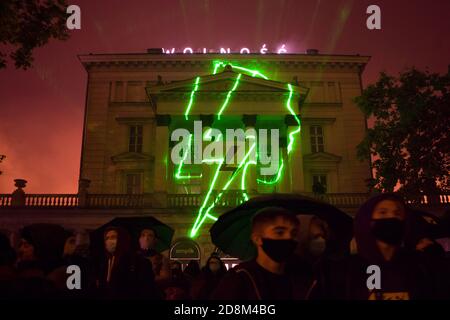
309;237;326;256
105;239;117;254
139;230;156;250
139;237;150;250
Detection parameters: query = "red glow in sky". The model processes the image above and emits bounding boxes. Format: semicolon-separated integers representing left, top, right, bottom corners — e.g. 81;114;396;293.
0;0;449;193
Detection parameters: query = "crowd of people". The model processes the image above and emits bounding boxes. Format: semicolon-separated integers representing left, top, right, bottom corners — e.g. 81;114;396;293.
0;193;449;300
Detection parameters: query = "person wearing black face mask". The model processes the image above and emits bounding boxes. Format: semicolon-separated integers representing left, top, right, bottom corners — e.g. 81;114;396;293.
211;207;315;300
313;193;436;300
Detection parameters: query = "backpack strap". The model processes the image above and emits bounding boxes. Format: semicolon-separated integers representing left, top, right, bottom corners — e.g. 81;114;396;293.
305;279;318;300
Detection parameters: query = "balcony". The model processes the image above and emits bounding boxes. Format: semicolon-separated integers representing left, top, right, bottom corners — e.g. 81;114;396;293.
0;191;251;209
1;190;449;213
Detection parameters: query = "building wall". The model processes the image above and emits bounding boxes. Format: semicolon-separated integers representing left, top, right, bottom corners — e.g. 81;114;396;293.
79;54;371;195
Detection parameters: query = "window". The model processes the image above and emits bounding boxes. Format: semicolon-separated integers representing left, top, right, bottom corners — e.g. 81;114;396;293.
126;81;145;102
312;175;327;193
327;82;337;102
126;173;142;194
114;81;124;101
129;125;143;153
307;81;324;102
310;126;324;153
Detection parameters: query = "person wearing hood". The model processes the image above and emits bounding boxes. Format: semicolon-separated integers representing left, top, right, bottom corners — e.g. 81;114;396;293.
302;216;330;265
54;229;94;298
14;224;67;298
190;255;227;300
300;216;343;300
211;207;315;300
94;226;161;299
16;224;66;274
315;193;436;300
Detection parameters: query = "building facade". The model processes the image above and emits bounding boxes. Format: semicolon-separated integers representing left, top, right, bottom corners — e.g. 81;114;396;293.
1;50;381;265
79;51;371;199
69;50;372;262
1;51;448;265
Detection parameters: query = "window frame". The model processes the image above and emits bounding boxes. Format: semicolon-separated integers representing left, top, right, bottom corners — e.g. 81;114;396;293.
310;125;325;153
128;125;143;153
124;171;143;194
312;174;327;193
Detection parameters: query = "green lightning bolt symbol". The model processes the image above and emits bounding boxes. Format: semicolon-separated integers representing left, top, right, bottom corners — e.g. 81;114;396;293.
174;61;302;238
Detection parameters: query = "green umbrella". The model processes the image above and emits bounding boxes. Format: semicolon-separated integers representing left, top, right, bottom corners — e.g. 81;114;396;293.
210;194;353;260
91;216;175;254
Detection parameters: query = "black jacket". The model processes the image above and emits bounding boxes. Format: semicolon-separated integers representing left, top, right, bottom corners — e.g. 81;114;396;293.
312;250;435;300
211;259;314;300
95;253;162;300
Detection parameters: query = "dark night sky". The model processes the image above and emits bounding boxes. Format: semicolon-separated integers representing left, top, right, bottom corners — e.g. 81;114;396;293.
0;0;449;193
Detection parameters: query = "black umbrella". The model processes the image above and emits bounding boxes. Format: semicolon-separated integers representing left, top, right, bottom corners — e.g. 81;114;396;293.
91;216;175;255
210;194;353;260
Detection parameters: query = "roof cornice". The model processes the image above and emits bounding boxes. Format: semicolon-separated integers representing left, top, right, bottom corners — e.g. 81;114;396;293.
77;53;370;72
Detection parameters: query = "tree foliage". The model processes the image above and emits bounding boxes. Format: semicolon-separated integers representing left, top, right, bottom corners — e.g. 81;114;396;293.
355;67;450;195
0;0;69;70
0;154;5;175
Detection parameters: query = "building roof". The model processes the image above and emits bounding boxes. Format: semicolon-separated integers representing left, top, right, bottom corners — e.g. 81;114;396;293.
77;52;371;73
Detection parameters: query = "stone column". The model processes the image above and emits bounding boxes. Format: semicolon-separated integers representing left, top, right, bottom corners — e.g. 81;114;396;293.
200;115;214;194
123;81;128;102
278;137;291;193
285;115;305;193
78;178;90;207
154;114;171;208
242;114;257;195
324;81;329;103
110;81;116;102
11;179;27;207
